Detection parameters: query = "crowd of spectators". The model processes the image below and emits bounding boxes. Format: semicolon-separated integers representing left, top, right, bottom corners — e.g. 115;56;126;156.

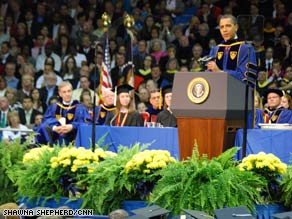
0;0;291;143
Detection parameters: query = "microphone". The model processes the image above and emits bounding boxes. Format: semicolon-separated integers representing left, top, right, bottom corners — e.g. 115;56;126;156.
110;114;118;126
198;55;216;62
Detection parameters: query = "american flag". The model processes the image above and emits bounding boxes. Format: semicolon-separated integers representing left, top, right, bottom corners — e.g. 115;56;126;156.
99;36;112;104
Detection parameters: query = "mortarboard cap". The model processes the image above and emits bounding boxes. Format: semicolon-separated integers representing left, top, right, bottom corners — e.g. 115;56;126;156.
116;84;134;95
131;205;170;218
214;206;255;219
264;88;283;99
182;209;214;219
162;84;173;96
272;211;292;219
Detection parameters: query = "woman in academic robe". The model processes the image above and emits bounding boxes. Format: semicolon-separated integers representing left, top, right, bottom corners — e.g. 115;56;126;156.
156;85;177;127
105;84;143;127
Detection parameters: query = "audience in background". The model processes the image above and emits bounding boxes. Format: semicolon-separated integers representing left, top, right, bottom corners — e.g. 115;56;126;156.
2;110;29;144
5;87;21;110
281;93;292;110
18;96;41;129
0;0;291;143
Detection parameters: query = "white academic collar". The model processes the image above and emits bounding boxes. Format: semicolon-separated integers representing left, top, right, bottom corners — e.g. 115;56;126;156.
62;100;73;105
224;35;238;43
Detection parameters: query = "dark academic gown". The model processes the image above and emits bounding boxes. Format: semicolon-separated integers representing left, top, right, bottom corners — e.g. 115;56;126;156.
36;100;91;145
209;39;257;85
105;111;143;127
95;104;116;125
156;110;177;127
146;106;163;122
254;107;292;128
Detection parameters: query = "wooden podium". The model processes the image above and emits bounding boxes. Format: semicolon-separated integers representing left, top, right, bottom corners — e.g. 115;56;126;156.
172;72;252;160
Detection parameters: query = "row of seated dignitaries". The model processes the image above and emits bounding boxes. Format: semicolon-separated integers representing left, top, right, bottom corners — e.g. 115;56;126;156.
253;88;292;128
36;81;176;145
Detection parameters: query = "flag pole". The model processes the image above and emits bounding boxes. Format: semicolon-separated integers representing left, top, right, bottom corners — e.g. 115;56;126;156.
123;13;135;106
91;12;111;152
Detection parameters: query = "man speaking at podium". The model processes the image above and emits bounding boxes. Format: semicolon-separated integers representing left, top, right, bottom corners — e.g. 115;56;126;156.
207;15;257;86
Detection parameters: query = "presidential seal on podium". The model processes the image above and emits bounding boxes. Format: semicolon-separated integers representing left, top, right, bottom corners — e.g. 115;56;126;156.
187;77;210;104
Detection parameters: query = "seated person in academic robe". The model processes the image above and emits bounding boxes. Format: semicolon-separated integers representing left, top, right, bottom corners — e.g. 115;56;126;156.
36;81;91;145
79;88;116;125
254;89;292;128
105;84;143;127
79;90;95;119
96;88;116;125
156;85;177;127
146;89;163;122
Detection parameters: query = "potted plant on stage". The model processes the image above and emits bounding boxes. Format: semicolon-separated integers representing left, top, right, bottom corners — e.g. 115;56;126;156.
123;149;176;213
150;147;265;216
280;164;292;210
12;145;115;207
0;139;28;203
81;144;177;215
239;152;288;217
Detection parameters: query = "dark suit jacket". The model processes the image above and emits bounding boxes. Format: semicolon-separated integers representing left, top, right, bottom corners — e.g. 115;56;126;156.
16;90;31;103
39;86;59;112
0;54;15;75
110;65;130;88
18;108;41;126
79;47;95;64
133;53;148;71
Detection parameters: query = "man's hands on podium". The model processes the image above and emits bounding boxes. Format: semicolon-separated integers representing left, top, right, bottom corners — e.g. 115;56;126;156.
207;61;221;72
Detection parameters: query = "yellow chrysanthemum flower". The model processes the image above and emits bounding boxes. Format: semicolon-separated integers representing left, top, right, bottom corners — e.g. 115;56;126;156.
51;162;59;169
143;169;151;174
238;151;287;182
71;165;78;172
60;159;71;167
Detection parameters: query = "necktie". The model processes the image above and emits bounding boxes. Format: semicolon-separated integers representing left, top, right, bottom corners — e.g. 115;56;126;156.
1;112;6;127
225;47;230;55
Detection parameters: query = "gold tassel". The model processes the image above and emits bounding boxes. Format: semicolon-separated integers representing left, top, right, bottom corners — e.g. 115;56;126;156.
114;86;117;106
282;90;286;96
159;88;163;110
